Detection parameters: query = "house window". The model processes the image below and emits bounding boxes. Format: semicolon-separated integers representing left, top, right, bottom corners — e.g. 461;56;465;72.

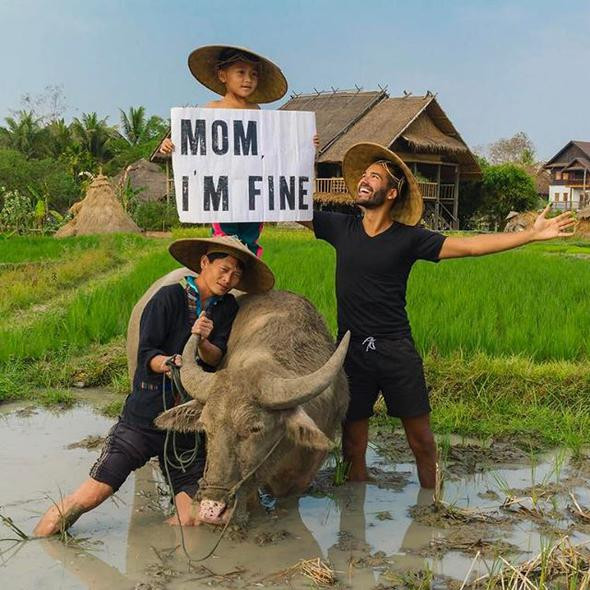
556;171;562;180
553;192;560;202
563;193;569;202
563;172;569;180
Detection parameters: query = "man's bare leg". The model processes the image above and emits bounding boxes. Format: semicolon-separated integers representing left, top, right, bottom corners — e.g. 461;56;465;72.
33;478;113;537
166;492;200;526
342;418;371;481
401;414;436;489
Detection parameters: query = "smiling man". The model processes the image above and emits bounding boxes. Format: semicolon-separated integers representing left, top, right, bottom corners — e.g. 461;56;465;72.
300;142;575;488
33;235;274;537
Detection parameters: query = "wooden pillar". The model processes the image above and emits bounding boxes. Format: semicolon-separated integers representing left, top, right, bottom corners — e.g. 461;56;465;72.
165;160;170;205
453;165;460;230
435;163;441;229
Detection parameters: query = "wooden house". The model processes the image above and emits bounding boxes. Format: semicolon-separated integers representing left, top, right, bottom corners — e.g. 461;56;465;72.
543;141;590;210
280;89;481;230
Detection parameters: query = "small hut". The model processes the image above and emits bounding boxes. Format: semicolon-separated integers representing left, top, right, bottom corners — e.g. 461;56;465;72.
111;158;168;203
55;175;140;238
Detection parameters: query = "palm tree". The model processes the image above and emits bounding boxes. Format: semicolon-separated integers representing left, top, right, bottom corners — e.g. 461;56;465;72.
120;106;167;145
71;112;115;162
0;110;48;158
46;118;73;159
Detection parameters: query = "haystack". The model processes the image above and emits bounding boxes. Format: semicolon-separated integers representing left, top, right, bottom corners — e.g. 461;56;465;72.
504;210;537;232
505;208;590;239
55;175;140;238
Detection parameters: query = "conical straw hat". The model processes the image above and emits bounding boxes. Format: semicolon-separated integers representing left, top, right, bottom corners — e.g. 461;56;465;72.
169;235;275;294
188;45;288;104
342;143;424;226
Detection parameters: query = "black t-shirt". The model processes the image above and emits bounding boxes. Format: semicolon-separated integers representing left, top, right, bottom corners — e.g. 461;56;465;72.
123;283;239;426
313;210;446;340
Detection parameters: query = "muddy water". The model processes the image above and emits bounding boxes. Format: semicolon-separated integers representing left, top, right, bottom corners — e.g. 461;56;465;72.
1;402;589;589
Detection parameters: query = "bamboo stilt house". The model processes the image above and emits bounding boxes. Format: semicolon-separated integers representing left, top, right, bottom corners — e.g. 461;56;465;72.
280;89;481;230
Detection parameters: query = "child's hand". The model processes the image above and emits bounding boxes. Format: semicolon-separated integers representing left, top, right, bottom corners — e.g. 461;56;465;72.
313;134;320;150
160;137;175;155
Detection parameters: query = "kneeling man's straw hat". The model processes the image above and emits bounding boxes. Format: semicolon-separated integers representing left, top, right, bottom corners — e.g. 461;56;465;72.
342;142;424;226
169;235;275;294
188;45;288;105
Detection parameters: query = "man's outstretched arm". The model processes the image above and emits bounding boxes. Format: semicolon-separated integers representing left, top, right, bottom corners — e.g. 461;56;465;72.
439;207;576;260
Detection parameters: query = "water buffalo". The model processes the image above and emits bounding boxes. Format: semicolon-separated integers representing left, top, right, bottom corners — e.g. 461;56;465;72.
127;271;350;525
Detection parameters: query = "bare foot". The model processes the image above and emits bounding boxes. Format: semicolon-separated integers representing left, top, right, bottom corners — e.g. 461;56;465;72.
165;513;200;527
346;470;375;483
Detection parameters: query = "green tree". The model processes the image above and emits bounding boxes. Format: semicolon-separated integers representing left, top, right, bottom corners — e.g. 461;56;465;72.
0;149;79;212
480;163;539;227
46;118;73;159
71;112;116;164
119;106;167;145
0;110;49;158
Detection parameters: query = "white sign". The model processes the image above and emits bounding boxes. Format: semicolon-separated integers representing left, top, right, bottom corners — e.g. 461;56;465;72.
171;107;316;223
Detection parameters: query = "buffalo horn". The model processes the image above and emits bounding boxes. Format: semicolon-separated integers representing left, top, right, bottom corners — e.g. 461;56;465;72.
257;331;350;410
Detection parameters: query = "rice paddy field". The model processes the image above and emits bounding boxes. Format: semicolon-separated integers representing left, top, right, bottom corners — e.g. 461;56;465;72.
1;227;590;451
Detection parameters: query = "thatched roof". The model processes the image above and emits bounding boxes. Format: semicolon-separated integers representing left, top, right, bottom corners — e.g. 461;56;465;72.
111;158;168;202
280;90;386;152
55;175;140;238
315;94;481;178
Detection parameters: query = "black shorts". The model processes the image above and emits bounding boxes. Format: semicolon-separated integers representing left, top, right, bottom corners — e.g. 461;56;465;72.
343;336;430;421
90;418;205;497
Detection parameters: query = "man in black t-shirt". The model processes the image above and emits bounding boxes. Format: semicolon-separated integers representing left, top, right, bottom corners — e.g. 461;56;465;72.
34;236;275;537
301;142;574;488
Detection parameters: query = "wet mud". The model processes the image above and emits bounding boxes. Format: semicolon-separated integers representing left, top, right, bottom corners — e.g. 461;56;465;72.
1;401;590;589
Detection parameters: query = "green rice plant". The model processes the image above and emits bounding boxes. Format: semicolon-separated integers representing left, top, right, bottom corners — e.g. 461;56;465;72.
0;248;122;315
0;233;147;264
491;472;512;501
327;447;350;486
100;399;124;418
409;249;590;361
0;249;177;362
35;389;76;408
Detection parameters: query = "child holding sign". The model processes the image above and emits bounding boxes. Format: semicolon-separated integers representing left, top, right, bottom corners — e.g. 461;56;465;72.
162;45;314;257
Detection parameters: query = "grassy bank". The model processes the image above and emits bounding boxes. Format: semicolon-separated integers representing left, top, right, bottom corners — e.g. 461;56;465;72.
1;228;589;449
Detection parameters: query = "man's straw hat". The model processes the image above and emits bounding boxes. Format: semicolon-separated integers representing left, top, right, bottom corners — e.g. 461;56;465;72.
188;45;288;105
342;143;424;226
169;235;275;294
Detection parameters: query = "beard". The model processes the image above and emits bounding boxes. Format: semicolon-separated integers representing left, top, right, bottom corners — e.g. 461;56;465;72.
354;186;388;209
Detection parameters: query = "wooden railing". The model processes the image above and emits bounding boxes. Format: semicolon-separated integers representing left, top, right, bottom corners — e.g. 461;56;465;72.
314;177;456;200
315;177;347;193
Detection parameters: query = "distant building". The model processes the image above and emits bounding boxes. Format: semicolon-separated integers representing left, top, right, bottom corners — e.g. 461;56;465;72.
543;141;590;210
151;89;482;229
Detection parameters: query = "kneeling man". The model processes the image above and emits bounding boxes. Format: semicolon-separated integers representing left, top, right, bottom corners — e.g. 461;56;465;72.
34;235;274;536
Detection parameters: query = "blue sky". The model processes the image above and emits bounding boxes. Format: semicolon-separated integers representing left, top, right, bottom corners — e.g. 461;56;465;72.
1;0;589;159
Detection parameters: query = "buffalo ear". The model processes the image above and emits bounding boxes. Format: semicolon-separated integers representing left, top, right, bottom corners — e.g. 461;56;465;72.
154;400;204;433
285;407;334;451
